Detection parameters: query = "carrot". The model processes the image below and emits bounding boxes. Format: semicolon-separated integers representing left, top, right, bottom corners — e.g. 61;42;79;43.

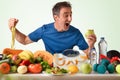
2;48;23;55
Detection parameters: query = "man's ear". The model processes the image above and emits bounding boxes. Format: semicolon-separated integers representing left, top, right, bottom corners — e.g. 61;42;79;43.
53;15;58;21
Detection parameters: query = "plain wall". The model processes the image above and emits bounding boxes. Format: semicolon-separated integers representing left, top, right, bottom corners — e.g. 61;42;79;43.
0;0;120;53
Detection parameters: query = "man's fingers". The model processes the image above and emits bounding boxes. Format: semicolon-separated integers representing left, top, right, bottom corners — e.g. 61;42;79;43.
87;34;97;42
8;18;19;29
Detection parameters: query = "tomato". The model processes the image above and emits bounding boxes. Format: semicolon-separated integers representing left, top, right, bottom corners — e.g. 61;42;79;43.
0;62;10;74
28;63;42;73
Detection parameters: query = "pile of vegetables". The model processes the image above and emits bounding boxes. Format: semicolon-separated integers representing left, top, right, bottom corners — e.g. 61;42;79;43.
0;48;68;75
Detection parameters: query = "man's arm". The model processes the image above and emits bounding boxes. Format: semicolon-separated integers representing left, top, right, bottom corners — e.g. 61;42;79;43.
15;29;33;45
83;34;97;57
8;18;33;45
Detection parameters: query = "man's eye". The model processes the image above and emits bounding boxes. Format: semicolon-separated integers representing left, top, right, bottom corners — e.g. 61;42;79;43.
65;15;68;18
64;14;72;18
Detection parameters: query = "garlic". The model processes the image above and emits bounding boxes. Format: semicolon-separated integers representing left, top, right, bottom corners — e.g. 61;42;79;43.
17;65;27;74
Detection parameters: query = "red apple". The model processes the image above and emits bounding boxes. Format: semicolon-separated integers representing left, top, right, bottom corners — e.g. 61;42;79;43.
12;54;22;65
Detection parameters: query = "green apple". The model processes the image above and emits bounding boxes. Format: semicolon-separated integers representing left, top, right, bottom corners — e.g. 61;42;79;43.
10;65;17;73
85;29;94;38
80;63;92;74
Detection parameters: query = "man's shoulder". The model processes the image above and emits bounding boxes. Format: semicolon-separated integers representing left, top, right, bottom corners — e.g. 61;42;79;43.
41;22;54;30
43;22;54;27
69;25;79;31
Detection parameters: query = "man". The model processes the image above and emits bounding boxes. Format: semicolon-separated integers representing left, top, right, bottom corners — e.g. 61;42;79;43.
8;1;96;56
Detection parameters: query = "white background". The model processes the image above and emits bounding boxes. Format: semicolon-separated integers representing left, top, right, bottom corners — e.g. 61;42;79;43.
0;0;120;53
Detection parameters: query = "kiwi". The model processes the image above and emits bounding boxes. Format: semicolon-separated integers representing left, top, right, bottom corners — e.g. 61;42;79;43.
107;50;120;59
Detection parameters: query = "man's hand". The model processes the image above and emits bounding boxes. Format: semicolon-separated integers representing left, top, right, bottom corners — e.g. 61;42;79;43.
83;34;96;57
8;18;19;30
86;34;97;49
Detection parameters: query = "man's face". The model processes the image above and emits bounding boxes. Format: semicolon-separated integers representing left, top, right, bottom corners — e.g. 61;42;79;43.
54;7;72;31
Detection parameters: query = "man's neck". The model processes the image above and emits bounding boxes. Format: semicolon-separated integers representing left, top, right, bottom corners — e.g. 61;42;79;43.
54;22;63;32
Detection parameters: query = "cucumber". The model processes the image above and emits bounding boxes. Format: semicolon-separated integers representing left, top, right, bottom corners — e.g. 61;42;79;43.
0;59;10;64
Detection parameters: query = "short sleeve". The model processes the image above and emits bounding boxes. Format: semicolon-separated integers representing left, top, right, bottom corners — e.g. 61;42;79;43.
77;31;89;50
28;25;45;42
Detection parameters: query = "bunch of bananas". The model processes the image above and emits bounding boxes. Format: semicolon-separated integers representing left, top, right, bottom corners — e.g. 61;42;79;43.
18;50;34;60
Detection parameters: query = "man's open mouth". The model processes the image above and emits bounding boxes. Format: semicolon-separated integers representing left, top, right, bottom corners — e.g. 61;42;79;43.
65;23;69;26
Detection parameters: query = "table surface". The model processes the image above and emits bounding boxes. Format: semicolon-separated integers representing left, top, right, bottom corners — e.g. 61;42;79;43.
1;72;120;80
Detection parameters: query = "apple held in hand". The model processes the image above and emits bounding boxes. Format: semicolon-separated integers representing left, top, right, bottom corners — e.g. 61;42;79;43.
85;29;95;38
12;54;22;65
80;63;92;74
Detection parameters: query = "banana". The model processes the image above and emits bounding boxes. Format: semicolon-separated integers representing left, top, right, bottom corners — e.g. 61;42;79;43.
19;53;30;60
23;53;31;60
24;50;34;58
19;55;30;60
18;50;31;60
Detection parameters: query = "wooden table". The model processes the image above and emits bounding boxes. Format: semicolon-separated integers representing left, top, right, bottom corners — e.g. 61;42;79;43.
1;72;120;80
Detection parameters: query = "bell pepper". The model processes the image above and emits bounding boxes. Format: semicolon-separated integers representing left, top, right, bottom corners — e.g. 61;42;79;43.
110;56;120;63
100;54;110;61
20;60;31;66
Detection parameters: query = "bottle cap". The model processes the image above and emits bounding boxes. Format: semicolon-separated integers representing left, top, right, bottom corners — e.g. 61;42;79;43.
101;37;104;39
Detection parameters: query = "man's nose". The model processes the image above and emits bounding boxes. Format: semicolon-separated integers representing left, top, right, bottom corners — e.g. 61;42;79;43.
68;16;72;21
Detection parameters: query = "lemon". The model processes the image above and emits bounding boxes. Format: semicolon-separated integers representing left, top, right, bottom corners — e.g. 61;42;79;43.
68;65;79;74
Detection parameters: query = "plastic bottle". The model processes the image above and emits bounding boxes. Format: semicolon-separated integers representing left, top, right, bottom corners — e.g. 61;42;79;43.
98;37;107;56
89;48;98;66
